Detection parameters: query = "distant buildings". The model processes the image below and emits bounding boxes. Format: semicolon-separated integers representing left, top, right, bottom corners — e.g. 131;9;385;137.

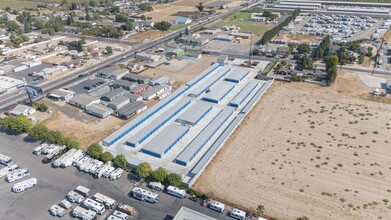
97;67;129;80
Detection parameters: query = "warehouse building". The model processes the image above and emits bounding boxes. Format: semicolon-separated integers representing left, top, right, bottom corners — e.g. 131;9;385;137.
126;97;192;147
149;76;170;86
116;101;147;119
188;67;231;98
225;68;251;83
166;48;185;58
123;73;150;84
68;93;100;109
141;123;189;158
175;108;234;166
102;63;220;147
202;81;236;104
176;101;214;126
0;76;26;94
214;35;235;42
86;103;114;118
97;67;129;80
101;88;127;102
229;81;259;108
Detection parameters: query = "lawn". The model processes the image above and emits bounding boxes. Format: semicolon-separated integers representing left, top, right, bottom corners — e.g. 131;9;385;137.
169;23;191;31
210;12;273;34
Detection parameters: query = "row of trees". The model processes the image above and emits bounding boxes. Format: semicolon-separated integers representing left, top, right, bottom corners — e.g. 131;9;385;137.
154;21;172;31
135;162;183;187
314;36;331;60
28;124;80;149
86;143;128;169
258;8;300;45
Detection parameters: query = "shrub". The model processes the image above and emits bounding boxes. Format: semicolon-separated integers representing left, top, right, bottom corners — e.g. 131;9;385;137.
45;130;64;144
62;137;79;149
0;115;33;133
165;173;182;187
136;162;152;178
32;102;48;112
28;124;50;140
87;143;103;159
113;154;128;170
151;167;167;182
101;152;114;163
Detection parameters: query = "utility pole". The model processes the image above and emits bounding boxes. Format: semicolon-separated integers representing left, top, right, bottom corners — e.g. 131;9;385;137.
372;38;384;75
249;33;253;63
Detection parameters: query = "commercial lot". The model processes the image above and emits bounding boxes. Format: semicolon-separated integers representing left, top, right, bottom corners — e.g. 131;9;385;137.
195;76;391;220
0;132;234;220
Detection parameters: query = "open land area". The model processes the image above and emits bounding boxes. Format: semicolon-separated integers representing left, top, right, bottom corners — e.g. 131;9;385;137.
210;12;275;34
172;0;213;7
142;4;195;22
195;72;391;220
0;0;86;9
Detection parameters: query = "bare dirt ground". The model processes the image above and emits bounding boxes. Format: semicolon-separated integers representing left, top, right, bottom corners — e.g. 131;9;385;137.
361;57;372;67
383;29;391;42
283;34;323;43
41;100;127;150
195;72;391;220
140;56;217;85
142;4;195;22
173;0;212;7
127;30;170;42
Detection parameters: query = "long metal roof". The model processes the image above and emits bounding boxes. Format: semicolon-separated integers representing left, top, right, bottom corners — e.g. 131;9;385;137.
229;81;259;108
126;97;192;146
102;85;189;146
202;81;236;103
176;101;214;126
225;68;250;83
188;67;231;98
142;123;189;158
185;63;220;87
175;108;234;166
117;101;146;116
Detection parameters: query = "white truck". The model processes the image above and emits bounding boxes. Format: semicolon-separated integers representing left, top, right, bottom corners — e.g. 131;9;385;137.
92;192;116;209
49;204;66;218
0;164;19;177
72;206;96;220
0;153;13;166
109;168;123;181
12;178;37;193
82;198;106;215
6;168;30;183
67;190;85;204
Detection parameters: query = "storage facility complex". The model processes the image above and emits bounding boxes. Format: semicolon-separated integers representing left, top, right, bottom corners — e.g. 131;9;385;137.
104;63;274;187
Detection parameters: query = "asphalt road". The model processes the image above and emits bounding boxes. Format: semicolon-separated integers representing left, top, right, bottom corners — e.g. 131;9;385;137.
0;2;260;113
0;132;236;220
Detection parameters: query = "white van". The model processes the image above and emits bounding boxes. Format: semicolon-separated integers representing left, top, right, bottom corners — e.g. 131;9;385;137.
209;200;225;213
230;208;246;220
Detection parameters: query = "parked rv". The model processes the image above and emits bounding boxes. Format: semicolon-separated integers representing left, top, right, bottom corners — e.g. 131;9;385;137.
0;153;13;166
148;182;164;191
82;198;106;215
60;199;72;209
92;192;116;209
43;146;67;164
166;185;186;198
72;206;96;220
117;203;137;216
75;185;90;197
109;168;123;181
132;187;160;203
6;168;30;183
209;200;225;213
49;204;66;218
67;190;85;204
230;208;246;220
12;178;37;193
0;164;19;177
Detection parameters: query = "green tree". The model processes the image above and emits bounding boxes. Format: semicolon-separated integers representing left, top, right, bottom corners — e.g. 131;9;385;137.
358;54;364;64
32;102;48;112
256;204;265;215
0;115;33;133
66;15;74;25
69;2;78;10
154;21;171;31
325;55;339;84
297;43;311;54
113;154;128;169
87;143;103;159
121;21;133;31
63;137;79;149
28;124;49;140
152;167;167;182
196;2;204;12
275;63;283;70
89;0;97;7
101;152;114;163
296;55;313;70
139;3;153;12
136;162;152;178
33;20;45;29
85;6;91;21
115;13;129;22
165;173;182;187
105;46;113;53
45;130;64;144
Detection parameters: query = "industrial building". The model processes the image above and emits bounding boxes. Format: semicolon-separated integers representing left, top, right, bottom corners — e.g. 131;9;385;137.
229;81;259;108
202;81;236;103
175;101;214;126
188;67;231;98
225;68;250;83
115;101;147;119
0;76;26;94
141;123;189;158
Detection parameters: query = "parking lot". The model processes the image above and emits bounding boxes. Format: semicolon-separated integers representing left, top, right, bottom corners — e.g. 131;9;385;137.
0;132;236;220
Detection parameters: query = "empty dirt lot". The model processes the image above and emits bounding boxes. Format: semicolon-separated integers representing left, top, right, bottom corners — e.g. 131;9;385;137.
195;73;391;220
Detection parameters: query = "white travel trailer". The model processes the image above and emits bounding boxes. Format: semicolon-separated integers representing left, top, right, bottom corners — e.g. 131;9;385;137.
0;153;13;166
49;204;66;217
166;186;186;198
75;185;90;197
92;192;116;209
12;178;37;193
230;208;246;220
0;164;19;177
132;187;160;203
109;168;123;181
82;198;106;215
148;182;164;191
209;200;225;213
67;190;85;204
60;199;72;209
6;168;30;183
72;206;96;220
112;210;129;220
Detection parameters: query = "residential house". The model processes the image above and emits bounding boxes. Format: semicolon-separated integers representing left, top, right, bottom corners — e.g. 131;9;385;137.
9;104;36;116
149;76;170;86
115;101;147;120
136;52;161;63
68;93;100;109
97;67;129;80
86;103;113;118
113;80;138;91
122;73;150;84
101;88;127;102
48;89;75;101
175;17;192;24
106;95;130;110
140;85;166;100
130;84;149;94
